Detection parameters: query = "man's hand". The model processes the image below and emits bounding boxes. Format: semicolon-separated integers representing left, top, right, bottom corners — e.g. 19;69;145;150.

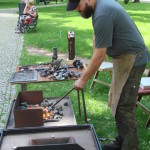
73;77;87;90
73;47;107;90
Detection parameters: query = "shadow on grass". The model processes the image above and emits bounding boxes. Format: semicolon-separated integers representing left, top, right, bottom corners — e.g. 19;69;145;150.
128;13;150;23
25;5;150;60
25;6;93;58
0;2;19;9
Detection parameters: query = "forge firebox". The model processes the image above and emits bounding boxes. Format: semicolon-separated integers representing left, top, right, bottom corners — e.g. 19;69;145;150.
6;90;76;128
0;125;102;150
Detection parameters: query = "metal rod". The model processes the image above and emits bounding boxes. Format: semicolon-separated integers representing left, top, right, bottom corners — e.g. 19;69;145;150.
51;87;75;108
81;89;88;123
77;90;81;117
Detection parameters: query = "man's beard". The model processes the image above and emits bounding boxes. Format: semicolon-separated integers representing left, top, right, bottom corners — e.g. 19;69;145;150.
79;3;93;19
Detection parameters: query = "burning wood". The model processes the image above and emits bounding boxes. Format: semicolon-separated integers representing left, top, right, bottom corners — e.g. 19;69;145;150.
17;99;68;122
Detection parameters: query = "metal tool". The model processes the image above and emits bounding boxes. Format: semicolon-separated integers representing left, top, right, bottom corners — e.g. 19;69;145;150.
73;60;83;70
51;87;75;109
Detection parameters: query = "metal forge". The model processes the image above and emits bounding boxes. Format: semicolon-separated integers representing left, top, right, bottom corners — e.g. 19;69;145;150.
6;90;76;128
0;125;102;150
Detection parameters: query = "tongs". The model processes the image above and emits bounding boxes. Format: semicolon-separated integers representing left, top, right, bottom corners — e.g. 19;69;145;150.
51;87;75;109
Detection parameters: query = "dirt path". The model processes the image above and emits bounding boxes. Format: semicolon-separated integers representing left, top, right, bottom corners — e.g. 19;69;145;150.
27;46;91;65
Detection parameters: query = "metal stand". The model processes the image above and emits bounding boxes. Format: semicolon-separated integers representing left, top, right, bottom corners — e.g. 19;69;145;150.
81;89;87;123
77;90;81;117
77;89;88;123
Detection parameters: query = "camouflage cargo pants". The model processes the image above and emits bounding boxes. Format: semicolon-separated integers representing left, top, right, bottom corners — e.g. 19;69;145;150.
115;64;146;150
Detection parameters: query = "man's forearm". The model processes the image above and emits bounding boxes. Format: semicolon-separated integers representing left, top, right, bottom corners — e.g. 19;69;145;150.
81;48;107;82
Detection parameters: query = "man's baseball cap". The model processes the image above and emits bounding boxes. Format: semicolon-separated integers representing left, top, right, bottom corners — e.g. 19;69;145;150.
66;0;80;11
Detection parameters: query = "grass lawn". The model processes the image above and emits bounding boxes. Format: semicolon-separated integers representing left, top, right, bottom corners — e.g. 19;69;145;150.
0;0;20;9
0;0;65;9
23;2;150;66
23;5;94;59
1;1;150;149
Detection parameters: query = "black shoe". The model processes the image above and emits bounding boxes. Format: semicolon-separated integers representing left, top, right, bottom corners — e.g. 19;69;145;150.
102;144;121;150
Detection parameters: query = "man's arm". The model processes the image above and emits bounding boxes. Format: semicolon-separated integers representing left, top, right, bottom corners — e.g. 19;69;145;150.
73;47;107;90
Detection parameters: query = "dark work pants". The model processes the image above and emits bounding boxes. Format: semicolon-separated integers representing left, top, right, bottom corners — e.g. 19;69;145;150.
115;64;146;150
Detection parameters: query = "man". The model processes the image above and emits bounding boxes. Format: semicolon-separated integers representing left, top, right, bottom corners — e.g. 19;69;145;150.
66;0;150;149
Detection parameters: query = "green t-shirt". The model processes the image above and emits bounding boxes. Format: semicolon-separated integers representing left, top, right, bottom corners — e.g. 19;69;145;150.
92;0;150;66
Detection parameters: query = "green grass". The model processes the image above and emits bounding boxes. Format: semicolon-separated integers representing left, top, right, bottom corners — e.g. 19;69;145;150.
2;1;150;149
24;2;150;65
0;0;20;8
0;0;66;9
122;2;150;52
24;6;93;59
